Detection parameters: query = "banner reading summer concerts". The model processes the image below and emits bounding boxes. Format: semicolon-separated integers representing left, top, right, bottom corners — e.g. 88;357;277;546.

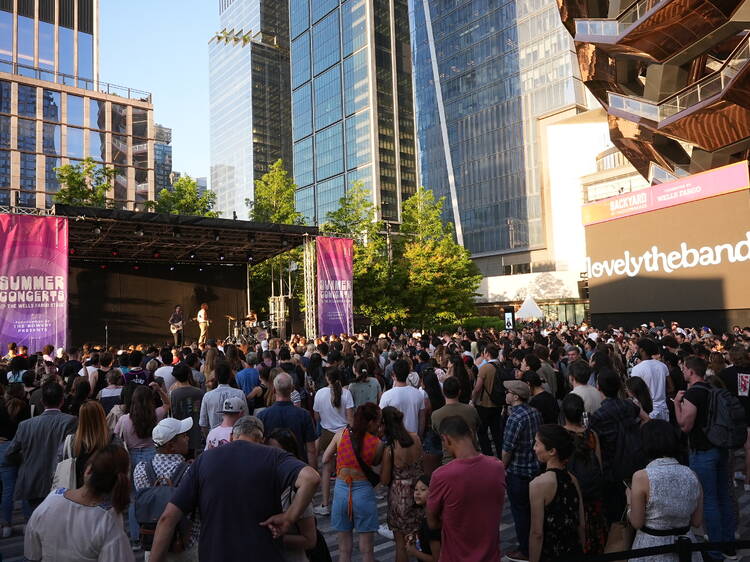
0;215;68;350
317;236;353;336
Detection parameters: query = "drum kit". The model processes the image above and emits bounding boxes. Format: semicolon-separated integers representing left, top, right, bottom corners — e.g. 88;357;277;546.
222;314;271;345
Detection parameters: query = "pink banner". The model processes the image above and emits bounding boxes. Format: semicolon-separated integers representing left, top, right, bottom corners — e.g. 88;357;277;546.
582;161;750;226
317;237;353;336
0;215;68;350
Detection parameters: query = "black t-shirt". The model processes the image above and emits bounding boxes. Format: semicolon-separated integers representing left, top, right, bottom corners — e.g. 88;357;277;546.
170;386;205;451
718;366;750;425
529;390;560;424
684;382;712;451
171;440;305;562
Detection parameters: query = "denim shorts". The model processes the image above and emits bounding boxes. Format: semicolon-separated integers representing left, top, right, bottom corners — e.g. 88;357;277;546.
331;478;379;532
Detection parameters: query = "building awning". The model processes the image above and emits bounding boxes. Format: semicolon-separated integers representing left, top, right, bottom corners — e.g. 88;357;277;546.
516;295;545;319
54;205;318;266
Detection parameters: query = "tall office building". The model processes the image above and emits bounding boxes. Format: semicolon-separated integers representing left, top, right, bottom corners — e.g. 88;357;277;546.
0;0;156;209
154;123;172;193
289;0;417;225
209;0;292;219
409;0;591;266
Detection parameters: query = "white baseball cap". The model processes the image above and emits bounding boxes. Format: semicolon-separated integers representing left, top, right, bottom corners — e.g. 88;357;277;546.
152;417;193;447
219;396;244;414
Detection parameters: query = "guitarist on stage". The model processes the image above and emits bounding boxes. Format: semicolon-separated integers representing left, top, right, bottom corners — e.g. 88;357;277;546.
169;305;184;347
196;303;210;345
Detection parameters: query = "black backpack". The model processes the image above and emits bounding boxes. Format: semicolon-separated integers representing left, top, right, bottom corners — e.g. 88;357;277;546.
702;386;747;449
611;410;646;482
484;362;506;407
566;430;604;502
135;461;191;552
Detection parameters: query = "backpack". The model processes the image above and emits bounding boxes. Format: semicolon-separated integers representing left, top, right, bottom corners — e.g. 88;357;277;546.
702;386;747;449
611;408;646;482
566;430;604;502
484;362;506;407
134;460;191;552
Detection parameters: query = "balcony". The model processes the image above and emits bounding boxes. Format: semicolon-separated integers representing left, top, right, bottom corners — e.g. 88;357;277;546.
0;61;152;103
574;0;743;62
605;33;750;150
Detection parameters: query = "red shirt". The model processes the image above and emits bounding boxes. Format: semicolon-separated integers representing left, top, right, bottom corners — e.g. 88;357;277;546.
427;454;506;562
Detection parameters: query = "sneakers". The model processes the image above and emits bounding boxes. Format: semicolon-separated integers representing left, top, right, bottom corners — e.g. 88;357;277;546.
377;523;394;540
313;504;330;516
505;551;530;562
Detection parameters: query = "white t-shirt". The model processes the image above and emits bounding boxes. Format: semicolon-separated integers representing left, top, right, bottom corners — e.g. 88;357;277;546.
313;386;354;431
571;384;603;413
631;359;669;420
78;365;98;378
206;425;233;449
154;365;176;391
197;309;207;323
379;385;426;433
24;489;135;562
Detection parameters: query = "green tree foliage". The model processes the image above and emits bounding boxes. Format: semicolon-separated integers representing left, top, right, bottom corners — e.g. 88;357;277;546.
145;176;218;217
246;159;303;316
53;157;115;208
248;159;302;224
400;186;446;243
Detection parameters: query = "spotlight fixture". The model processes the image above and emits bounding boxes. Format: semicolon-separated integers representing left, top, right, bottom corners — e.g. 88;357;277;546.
134;227;144;237
92;225;102;235
169;266;175;271
188;250;197;259
199;267;204;272
246;251;254;262
219;252;225;261
68;248;76;256
172;227;181;238
213;230;220;242
99;264;108;270
111;247;119;257
132;265;140;271
152;249;161;259
247;232;256;243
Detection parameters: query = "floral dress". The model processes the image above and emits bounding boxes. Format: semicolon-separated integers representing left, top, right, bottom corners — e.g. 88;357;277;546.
541;468;583;561
386;444;423;534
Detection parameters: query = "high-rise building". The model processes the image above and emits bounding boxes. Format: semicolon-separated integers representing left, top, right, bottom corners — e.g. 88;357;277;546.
209;0;292;219
289;0;417;225
0;0;156;209
154;123;172;193
409;0;591;265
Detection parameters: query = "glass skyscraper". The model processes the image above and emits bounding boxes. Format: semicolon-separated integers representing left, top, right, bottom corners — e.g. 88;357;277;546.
409;0;590;263
154;124;173;193
209;0;292;219
289;0;417;225
0;0;156;209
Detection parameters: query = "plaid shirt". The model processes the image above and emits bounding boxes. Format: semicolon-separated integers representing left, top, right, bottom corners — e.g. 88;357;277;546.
502;403;542;478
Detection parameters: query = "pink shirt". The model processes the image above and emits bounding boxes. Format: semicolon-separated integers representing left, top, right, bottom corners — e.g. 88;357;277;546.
114;406;167;450
427;454;506;562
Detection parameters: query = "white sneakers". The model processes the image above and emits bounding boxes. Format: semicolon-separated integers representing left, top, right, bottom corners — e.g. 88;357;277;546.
313;505;330;516
377;523;394;540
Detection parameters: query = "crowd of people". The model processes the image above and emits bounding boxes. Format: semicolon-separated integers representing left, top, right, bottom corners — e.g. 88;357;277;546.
1;320;749;561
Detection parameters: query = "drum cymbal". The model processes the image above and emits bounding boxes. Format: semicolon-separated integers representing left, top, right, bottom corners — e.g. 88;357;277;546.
224;314;237;320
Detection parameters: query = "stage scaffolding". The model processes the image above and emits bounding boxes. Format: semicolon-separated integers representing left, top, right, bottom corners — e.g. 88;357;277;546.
303;234;317;339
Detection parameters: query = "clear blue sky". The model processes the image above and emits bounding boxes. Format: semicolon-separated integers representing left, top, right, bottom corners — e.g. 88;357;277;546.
100;0;217;182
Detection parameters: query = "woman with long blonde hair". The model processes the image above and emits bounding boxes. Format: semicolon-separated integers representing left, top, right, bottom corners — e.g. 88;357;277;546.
71;401;113;488
202;348;219;389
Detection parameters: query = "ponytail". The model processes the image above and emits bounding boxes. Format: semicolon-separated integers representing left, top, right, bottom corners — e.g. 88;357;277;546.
354;359;369;383
327;367;342;408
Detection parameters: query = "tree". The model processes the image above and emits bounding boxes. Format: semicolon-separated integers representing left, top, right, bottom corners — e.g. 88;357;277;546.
321;182;408;326
400;185;447;242
248;159;302;224
53;157;115;208
145;176;218;217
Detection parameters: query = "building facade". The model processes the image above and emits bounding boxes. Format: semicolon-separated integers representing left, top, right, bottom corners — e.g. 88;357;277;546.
289;0;417;225
0;0;156;209
408;0;591;263
209;0;292;219
154;123;172;193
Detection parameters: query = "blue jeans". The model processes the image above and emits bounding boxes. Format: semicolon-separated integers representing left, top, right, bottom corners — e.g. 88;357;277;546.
0;441;17;525
128;447;155;541
689;448;735;557
506;472;532;556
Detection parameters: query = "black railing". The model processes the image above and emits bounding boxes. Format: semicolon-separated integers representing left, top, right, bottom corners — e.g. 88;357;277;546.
558;538;750;562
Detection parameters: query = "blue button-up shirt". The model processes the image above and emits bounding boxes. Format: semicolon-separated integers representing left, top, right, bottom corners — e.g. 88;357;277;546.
502;402;542;478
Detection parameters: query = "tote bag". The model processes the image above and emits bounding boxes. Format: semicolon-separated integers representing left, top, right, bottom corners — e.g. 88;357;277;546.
51;434;77;491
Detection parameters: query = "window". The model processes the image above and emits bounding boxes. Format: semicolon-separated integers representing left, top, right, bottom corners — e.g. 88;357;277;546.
291;33;311;89
292;83;313;141
43;123;61;154
20;153;36;193
315;123;343;180
18;119;36;151
295;186;315;224
312;0;337;23
0;10;12;62
111;104;128;135
132;107;148;138
345;110;370;169
317;175;345;220
59;27;75;81
344;48;369;115
90;99;105;129
312;10;340;75
78;32;94;81
67;95;84;127
290;0;309;39
342;0;367;57
39;21;55;70
0;150;10;189
89;130;105;161
0;116;9;148
18;85;37;117
45;156;60;194
0;80;8;113
314;65;342;130
133;140;148;168
66;127;84;159
293;137;314;187
17;16;34;68
43;90;61;121
112;134;128;164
